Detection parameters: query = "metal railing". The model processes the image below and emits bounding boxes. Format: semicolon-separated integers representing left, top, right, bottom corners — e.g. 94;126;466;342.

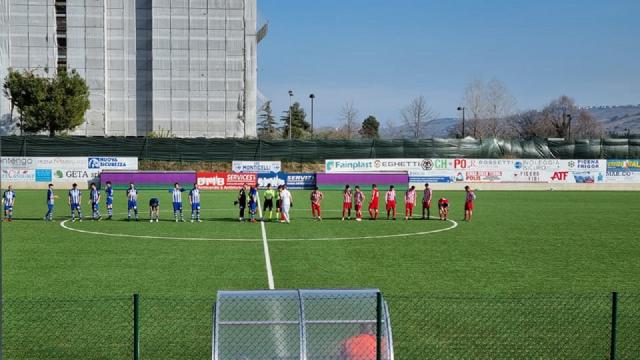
2;292;639;359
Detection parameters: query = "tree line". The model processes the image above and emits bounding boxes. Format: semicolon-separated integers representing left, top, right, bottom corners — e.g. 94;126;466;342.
260;78;605;141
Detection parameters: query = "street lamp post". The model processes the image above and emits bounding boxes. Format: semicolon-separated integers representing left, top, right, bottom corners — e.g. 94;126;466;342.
309;94;315;136
457;107;465;138
567;114;572;140
288;90;294;140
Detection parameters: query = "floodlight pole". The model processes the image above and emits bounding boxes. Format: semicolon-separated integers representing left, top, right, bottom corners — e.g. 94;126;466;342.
309;94;315;137
376;292;383;360
288;90;294;140
457;107;465;138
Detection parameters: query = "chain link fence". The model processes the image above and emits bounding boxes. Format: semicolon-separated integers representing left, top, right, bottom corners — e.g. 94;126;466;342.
2;292;639;359
1;136;639;161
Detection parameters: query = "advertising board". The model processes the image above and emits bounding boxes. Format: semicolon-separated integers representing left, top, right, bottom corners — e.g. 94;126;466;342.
232;161;281;174
101;171;196;189
1;157;139;189
197;172;258;190
605;159;640;183
285;173;316;190
257;173;286;188
316;172;409;190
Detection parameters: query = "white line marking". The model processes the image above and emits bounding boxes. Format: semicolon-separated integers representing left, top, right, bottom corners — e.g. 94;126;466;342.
256;190;275;289
59;217;458;242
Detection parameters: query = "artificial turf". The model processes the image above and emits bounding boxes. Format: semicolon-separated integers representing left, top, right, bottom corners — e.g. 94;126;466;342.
2;189;639;359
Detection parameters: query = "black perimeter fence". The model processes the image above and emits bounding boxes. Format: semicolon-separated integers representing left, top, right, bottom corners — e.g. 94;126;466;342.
3;292;639;359
1;136;639;161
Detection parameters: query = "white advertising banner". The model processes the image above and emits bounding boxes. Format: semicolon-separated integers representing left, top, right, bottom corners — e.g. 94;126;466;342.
327;158;619;184
1;157;138;188
232;161;282;174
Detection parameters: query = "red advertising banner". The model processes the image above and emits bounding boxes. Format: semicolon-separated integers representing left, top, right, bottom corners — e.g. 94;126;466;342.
196;172;257;190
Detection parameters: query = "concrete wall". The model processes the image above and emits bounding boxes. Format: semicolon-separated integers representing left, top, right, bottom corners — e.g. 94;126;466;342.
0;0;257;138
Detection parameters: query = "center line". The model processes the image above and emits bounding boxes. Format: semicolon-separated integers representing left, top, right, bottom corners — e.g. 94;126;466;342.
256;190;275;290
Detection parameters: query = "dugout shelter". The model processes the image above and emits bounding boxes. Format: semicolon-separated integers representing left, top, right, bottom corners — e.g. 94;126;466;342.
212;289;394;359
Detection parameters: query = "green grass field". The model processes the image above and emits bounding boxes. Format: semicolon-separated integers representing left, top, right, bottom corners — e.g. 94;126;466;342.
2;189;640;359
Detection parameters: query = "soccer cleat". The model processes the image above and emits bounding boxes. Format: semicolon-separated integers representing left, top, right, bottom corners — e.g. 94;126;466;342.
197;219;202;223
356;218;361;222
341;217;345;221
156;219;159;222
150;219;153;223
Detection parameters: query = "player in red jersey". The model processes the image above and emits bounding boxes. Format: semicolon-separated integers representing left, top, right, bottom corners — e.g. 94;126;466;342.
341;184;353;221
421;183;433;220
404;185;417;220
368;184;380;220
464;185;476;221
385;185;396;220
353;186;366;221
310;186;324;221
438;197;449;220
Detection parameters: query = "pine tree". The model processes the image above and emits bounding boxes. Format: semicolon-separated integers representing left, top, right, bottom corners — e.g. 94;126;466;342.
257;101;279;139
280;102;311;139
359;115;380;139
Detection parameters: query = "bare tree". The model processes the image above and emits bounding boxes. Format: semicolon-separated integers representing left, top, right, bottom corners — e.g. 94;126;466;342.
573;110;603;138
339;101;359;140
381;118;404;139
484;79;516;138
510;110;551;140
463;79;486;138
401;95;436;139
541;95;576;138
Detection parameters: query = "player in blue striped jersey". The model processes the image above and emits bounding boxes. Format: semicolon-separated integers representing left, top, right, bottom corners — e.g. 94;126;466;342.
105;181;114;220
170;182;186;222
126;182;139;221
189;183;202;223
68;183;83;222
89;183;102;220
3;185;16;221
44;183;58;221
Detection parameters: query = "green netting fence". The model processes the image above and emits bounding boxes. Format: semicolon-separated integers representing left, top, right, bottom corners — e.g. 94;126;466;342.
1;136;638;161
2;292;639;359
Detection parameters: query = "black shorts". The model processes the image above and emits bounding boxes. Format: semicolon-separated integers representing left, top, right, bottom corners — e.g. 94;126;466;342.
276;199;281;210
438;203;448;209
264;199;273;211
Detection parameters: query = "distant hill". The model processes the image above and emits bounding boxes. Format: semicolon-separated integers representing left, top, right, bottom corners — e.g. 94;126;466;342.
380;105;640;139
584;105;640;135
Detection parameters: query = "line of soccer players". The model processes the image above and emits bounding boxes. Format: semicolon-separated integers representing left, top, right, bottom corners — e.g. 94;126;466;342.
2;182;476;223
309;183;475;222
27;181;203;223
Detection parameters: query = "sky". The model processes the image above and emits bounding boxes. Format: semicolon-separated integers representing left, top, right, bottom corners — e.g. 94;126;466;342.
257;0;640;128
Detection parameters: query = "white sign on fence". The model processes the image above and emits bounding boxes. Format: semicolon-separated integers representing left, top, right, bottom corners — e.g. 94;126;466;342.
0;157;138;189
232;161;281;174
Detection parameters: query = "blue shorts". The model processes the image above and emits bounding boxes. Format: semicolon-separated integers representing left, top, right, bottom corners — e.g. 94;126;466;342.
128;200;137;209
92;202;100;211
249;202;257;212
191;203;200;211
106;198;113;206
71;203;80;210
4;205;13;211
48;204;54;211
173;202;182;211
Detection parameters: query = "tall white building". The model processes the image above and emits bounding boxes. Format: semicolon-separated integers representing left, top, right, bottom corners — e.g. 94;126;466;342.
0;0;259;138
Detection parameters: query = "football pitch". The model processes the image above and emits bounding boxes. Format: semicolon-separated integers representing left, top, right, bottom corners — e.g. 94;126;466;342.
2;189;640;359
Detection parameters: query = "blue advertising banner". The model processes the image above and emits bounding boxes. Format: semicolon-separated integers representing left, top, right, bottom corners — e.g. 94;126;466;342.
409;175;454;184
35;169;52;182
607;159;640;172
285;173;316;190
257;172;286;188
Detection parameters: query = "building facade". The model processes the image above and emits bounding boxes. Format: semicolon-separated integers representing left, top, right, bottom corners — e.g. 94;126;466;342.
0;0;258;138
